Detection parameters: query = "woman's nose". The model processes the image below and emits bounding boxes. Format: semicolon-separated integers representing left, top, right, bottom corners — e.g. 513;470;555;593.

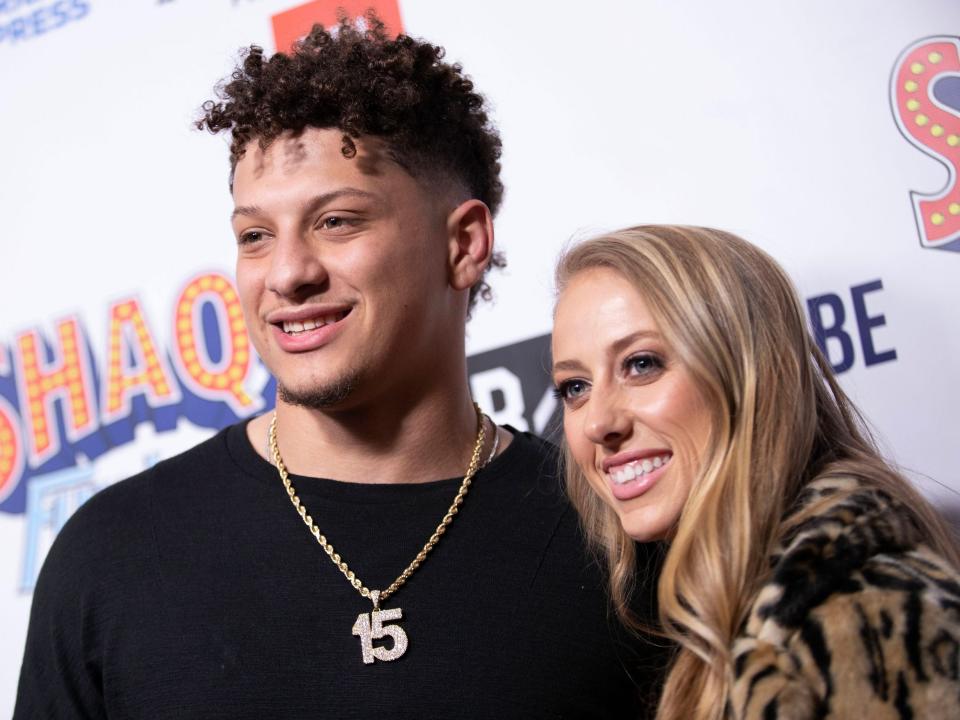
583;386;631;446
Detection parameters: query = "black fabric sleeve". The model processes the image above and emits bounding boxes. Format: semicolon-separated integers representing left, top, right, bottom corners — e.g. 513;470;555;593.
14;505;108;720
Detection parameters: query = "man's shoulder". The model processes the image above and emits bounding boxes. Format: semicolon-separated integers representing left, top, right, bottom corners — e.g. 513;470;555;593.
46;423;243;562
484;428;566;504
492;427;559;478
97;423;237;502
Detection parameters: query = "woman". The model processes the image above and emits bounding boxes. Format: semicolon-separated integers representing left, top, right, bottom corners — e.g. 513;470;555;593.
551;225;960;719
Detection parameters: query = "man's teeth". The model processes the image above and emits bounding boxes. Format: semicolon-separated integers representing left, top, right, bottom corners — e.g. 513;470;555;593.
282;313;344;334
609;454;672;485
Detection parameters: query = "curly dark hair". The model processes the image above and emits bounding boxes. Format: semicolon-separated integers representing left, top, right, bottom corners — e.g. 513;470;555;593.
198;13;506;308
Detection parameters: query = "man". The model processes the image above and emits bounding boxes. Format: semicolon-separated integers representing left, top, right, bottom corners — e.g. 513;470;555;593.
15;17;661;718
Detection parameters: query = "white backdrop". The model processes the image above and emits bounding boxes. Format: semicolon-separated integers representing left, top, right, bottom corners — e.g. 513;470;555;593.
1;0;958;712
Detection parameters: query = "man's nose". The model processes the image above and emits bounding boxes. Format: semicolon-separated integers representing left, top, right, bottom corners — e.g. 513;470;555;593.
265;234;327;299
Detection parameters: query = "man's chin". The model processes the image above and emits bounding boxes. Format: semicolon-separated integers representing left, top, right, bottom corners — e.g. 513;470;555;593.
277;375;358;410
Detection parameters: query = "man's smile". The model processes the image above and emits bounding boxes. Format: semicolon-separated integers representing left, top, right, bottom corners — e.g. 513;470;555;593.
278;310;350;335
266;306;354;352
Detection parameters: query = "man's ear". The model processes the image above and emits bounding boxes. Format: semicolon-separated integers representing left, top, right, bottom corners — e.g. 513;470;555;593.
446;199;494;291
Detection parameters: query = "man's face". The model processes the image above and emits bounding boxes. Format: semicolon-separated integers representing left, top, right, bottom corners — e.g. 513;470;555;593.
231;128;459;410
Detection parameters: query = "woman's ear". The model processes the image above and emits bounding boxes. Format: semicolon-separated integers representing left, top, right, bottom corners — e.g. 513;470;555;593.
446;199;494;291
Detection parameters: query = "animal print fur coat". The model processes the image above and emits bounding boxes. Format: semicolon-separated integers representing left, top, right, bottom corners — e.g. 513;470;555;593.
728;476;960;719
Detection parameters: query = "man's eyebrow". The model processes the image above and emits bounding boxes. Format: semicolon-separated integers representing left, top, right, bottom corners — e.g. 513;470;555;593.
230;188;378;221
231;204;262;221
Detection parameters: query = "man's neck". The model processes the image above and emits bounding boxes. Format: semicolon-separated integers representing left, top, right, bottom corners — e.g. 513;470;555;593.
247;383;482;484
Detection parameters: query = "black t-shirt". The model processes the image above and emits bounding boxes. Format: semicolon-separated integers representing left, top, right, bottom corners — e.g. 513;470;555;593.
15;422;666;719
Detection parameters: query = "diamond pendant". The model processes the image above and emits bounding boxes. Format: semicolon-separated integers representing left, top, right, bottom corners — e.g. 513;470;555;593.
351;590;409;664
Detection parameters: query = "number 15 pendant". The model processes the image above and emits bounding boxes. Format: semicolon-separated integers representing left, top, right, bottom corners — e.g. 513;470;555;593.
351;591;409;664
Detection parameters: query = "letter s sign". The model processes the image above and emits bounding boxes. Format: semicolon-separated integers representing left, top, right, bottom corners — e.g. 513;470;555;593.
892;36;960;252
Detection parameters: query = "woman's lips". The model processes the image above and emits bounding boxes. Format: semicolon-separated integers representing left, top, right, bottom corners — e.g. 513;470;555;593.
605;453;672;501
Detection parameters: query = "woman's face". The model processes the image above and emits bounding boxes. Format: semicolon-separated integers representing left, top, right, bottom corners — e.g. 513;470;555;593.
552;267;712;542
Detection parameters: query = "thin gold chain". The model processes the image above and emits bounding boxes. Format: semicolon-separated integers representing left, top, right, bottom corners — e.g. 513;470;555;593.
268;403;486;606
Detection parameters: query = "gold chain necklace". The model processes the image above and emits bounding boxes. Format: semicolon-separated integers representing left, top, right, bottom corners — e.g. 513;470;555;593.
268;403;486;665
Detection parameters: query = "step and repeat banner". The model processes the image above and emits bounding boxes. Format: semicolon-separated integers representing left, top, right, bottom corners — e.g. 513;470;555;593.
1;0;958;709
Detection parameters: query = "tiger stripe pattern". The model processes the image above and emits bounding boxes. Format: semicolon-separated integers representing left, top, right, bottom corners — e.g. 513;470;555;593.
728;477;960;719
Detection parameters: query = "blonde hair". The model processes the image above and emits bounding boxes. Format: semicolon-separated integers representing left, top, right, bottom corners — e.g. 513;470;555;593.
554;225;960;720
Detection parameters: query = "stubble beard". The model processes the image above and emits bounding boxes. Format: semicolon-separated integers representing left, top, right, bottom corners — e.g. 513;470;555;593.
277;371;360;410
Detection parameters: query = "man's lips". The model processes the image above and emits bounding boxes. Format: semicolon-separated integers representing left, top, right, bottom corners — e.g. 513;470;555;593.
265;304;352;326
277;310;349;335
267;307;352;352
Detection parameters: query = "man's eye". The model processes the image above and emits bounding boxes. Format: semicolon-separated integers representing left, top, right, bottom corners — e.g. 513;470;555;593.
322;216;347;230
238;230;264;245
553;379;589;403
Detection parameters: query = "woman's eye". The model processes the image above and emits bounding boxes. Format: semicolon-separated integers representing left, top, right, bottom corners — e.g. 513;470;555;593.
553;379;589;403
626;353;663;376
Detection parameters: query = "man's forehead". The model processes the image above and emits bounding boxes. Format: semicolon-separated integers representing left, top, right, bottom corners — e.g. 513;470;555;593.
237;129;391;181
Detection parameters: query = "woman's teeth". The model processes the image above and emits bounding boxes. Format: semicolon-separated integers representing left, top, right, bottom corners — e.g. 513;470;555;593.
282;313;344;335
609;454;672;485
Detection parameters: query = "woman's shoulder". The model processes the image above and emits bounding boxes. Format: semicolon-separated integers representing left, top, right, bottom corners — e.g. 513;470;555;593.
729;476;960;719
731;546;960;718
